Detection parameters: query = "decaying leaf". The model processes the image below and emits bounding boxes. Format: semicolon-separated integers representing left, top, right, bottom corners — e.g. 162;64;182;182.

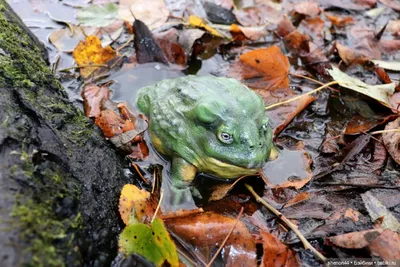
94;109;135;138
119;184;152;225
382;117;400;164
73;35;116;78
328;66;396;108
119;218;179;267
371;60;400;71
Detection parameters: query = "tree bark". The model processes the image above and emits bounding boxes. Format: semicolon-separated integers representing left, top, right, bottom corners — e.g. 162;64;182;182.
0;1;130;266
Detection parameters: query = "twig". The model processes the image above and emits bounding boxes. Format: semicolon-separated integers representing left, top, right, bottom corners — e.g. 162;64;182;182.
131;163;150;184
289;72;339;92
206;207;244;267
265;81;340;110
58;64;108;73
151;188;164;222
116;36;134;52
370;129;400;135
245;184;327;263
151;168;157;194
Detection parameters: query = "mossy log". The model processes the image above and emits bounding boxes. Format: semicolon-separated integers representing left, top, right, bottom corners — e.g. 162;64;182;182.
0;1;131;266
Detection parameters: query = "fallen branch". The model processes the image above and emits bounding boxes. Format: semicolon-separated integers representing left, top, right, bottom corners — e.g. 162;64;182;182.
245;184;327;263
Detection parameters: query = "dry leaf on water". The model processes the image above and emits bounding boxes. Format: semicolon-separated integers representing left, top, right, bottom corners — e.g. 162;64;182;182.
261;231;299;267
119;184;154;225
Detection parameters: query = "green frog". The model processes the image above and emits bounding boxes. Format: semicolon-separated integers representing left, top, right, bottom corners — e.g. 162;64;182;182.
137;76;273;207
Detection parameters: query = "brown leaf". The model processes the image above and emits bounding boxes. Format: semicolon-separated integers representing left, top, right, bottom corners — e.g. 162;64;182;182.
324;12;354;27
293;2;320;17
261;231;299;267
382;117;400;164
165;212;256;266
156;38;187;66
94;110;134;138
229;46;290;90
233;4;281;26
326;229;384;249
276;16;296;38
81;84;110;118
335;42;369;65
368;229;400;261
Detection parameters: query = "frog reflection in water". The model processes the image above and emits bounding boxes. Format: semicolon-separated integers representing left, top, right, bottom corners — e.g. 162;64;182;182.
137;76;273;210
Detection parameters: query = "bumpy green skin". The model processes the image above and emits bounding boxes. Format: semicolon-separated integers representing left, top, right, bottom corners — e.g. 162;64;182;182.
137;76;273;197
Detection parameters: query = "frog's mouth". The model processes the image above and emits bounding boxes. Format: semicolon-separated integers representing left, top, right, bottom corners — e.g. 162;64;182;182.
195;157;260;179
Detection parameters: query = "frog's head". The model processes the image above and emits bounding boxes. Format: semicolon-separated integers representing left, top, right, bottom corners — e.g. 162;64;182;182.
194;93;273;171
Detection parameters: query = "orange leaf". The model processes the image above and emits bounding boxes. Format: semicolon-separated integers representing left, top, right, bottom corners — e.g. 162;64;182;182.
94;110;134;138
261;231;299;267
230;46;290;90
73;35;116;78
119;184;151;225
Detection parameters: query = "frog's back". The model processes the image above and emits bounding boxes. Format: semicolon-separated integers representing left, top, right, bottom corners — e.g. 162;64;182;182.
137;75;260;115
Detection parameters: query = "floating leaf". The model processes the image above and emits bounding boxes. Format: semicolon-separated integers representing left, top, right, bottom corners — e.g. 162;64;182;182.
77;3;118;27
261;231;299;267
328;66;395;107
119;184;151;225
73;35;116;78
81;84;110;118
119;218;179;267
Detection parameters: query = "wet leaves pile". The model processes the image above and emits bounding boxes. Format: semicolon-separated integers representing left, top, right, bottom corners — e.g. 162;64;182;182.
10;0;400;266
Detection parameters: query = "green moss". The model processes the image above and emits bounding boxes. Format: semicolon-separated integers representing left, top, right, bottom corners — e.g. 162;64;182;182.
0;2;94;145
9;148;82;266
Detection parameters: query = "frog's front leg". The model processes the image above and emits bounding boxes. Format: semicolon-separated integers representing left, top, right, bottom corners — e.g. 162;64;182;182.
162;157;198;211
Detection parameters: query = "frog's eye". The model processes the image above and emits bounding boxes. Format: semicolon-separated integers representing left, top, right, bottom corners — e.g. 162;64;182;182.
262;119;270;131
219;132;234;144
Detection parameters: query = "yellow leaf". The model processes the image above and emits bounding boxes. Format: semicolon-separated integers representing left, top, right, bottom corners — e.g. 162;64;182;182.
188;15;223;38
119;184;150;225
72;35;116;78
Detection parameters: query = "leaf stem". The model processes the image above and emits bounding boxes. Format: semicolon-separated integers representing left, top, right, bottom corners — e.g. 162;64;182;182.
151;188;164;222
245;184;327;263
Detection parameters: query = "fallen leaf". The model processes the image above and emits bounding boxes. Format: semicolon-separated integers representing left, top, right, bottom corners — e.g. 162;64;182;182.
73;35;116;78
261;231;299;267
118;0;169;29
371;60;400;71
326;229;384;249
368;229;400;261
293;2;320;17
119;218;179;267
387;20;400;34
382;118;400;164
335;42;369;65
328;66;396;108
378;0;400;11
283;192;313;208
276;16;296;37
188;15;224;38
204;1;236;25
230;23;268;41
119;184;152;225
133;19;168;65
77;2;118;27
81;83;110;117
344;115;385;135
229;46;290;90
361;191;400;231
324;12;354;27
233;3;282;26
94;109;134;138
49;26;97;53
166;212;257;266
156;38;187;66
